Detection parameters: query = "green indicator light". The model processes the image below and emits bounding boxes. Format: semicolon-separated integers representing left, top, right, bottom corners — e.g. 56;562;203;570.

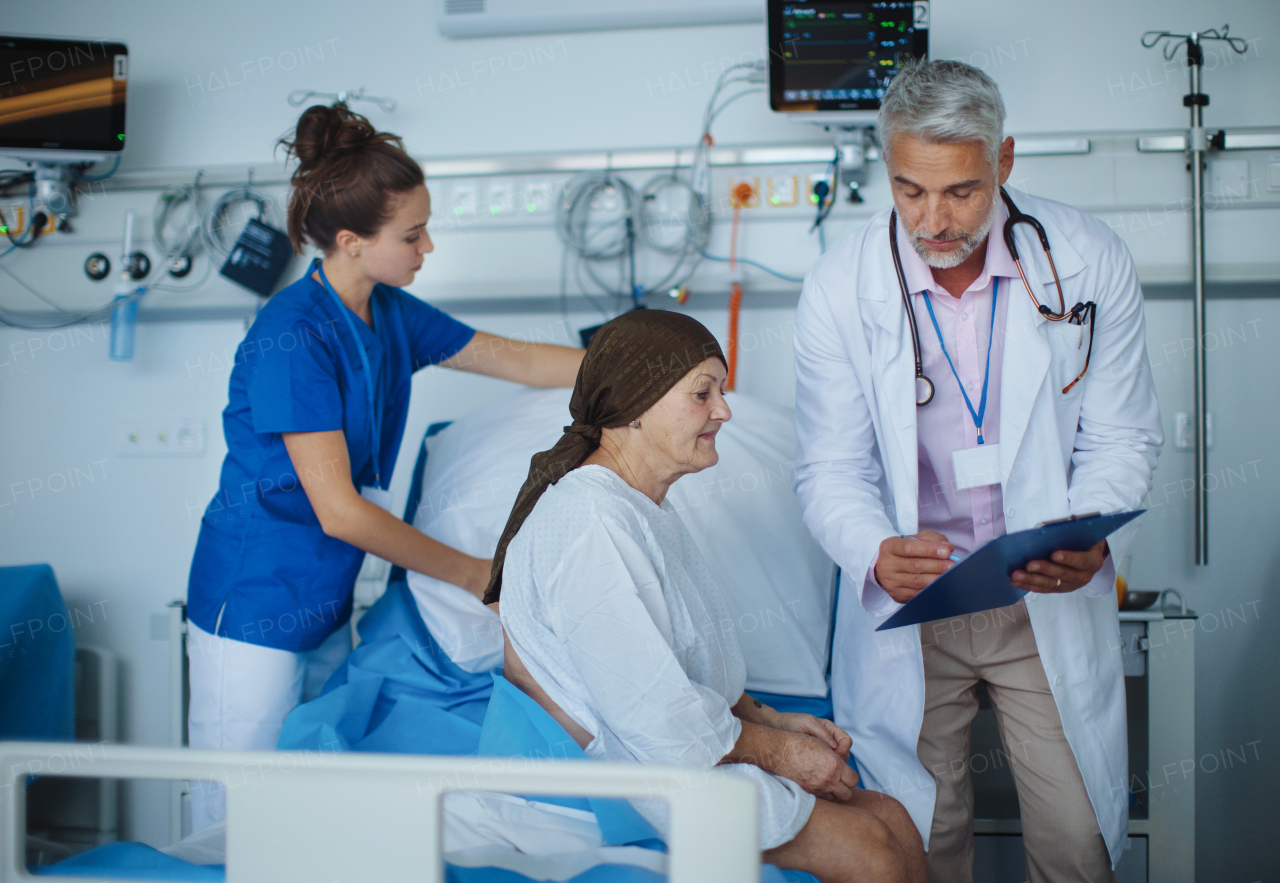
118;134;124;140
490;206;499;214
526;204;536;212
0;226;7;234
454;207;463;215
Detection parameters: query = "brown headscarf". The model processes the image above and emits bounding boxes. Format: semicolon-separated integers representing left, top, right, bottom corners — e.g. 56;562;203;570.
483;309;726;603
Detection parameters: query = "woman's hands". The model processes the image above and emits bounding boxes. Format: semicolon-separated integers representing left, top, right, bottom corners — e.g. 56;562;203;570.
774;730;861;803
773;712;853;758
725;694;859;803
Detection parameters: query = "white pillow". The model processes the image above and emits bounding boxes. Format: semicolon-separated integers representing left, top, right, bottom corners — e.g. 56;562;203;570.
406;388;835;696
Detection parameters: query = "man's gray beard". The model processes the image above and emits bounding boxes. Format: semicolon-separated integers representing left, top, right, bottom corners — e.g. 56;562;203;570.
909;197;998;270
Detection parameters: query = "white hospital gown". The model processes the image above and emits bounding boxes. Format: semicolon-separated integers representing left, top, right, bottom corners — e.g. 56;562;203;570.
500;464;815;850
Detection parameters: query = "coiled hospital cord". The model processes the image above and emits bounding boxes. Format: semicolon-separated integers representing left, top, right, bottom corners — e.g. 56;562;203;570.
556;171;707;308
636;174;708;293
556;172;636;261
154;172;206;263
202;187;270;261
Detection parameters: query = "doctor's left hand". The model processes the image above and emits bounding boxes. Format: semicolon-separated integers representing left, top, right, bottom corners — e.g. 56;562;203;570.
1012;540;1108;593
774;713;853;760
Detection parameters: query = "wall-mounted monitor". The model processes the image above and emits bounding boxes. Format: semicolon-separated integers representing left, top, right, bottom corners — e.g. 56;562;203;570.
0;35;127;163
768;1;927;124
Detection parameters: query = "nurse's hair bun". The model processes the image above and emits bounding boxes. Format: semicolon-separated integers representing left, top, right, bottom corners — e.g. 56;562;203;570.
278;102;424;255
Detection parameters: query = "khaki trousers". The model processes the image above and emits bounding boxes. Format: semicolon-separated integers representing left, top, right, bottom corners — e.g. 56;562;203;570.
915;600;1114;883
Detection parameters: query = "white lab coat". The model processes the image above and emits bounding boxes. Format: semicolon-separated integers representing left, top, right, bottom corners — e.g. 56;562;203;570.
791;187;1162;868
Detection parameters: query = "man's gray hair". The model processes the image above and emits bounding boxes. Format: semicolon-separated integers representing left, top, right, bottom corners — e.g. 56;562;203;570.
877;60;1006;165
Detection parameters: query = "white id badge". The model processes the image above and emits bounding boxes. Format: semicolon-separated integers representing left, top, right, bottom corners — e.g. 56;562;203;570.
361;485;395;513
952;443;1002;490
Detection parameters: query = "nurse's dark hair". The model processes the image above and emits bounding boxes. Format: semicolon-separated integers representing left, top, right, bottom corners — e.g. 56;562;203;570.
279;103;424;254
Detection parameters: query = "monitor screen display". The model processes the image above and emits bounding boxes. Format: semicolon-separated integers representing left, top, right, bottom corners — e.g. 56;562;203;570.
769;1;927;114
0;36;127;154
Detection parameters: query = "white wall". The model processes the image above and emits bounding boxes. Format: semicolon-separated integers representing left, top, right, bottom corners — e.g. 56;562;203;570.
2;1;1278;878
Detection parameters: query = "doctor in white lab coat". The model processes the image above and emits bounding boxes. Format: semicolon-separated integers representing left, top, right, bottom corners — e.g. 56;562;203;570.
792;62;1162;882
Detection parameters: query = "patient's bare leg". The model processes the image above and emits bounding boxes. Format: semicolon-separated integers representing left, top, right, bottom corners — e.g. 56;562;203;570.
764;793;927;883
843;789;927;883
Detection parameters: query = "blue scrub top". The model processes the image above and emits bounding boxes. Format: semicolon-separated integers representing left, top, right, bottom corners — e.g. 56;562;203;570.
187;272;475;652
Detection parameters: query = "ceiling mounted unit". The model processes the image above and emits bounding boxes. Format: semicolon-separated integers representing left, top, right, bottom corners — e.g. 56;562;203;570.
438;0;763;39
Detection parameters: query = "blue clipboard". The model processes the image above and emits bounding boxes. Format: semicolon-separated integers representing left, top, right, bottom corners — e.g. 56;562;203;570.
875;510;1145;631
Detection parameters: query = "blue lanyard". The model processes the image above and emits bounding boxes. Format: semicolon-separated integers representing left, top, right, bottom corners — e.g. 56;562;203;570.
920;278;999;445
313;259;383;488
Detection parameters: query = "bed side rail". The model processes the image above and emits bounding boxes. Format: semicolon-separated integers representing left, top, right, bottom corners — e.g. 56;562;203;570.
0;742;758;883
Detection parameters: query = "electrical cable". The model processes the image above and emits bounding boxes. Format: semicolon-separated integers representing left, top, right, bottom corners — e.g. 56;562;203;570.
809;157;836;254
635;173;709;294
73;155;121;182
698;252;805;284
149;255;214;293
691;61;767;203
0;261;146;329
707;87;766;129
3;180;45;250
556;172;636;261
556;169;712;309
202;186;269;260
155;172;206;264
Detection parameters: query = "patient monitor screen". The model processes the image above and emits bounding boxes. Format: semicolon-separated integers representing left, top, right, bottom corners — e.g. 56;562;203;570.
0;36;128;153
768;1;928;114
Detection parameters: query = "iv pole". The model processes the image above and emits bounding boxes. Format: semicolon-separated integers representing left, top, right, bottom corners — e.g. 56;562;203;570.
1141;26;1248;566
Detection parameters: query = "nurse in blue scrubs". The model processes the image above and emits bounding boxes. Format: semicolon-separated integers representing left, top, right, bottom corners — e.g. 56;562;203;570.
184;103;583;829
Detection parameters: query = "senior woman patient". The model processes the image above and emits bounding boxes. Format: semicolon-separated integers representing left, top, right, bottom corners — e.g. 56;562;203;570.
484;310;926;883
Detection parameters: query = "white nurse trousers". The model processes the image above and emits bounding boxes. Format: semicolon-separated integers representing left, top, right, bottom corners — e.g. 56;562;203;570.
186;619;352;832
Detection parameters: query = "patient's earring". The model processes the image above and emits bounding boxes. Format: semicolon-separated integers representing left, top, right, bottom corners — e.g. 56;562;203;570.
630;419;640;429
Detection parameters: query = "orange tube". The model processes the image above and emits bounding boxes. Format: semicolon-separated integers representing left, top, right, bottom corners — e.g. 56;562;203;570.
726;185;752;392
727;281;742;390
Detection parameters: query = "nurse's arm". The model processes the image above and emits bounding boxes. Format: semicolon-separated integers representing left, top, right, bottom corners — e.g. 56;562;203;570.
440;330;583;387
282;430;492;599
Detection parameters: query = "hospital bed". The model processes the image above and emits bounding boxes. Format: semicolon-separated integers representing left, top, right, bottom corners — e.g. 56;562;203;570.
3;740;759;882
29;388;830;879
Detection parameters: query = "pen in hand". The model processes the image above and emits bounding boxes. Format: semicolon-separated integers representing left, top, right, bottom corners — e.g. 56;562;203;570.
899;534;965;565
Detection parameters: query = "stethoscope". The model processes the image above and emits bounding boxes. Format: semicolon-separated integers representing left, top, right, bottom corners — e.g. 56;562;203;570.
889;187;1097;405
312;258;386;489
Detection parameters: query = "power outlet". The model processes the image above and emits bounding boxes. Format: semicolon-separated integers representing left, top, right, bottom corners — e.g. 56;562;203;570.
1173;412;1213;451
449;181;478;219
116;418;206;457
521;180;554;214
806;172;835;206
767;176;798;207
728;176;759;208
486;179;515;216
0;204;25;236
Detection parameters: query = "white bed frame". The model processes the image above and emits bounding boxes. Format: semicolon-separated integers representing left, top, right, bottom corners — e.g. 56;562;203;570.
1;741;758;883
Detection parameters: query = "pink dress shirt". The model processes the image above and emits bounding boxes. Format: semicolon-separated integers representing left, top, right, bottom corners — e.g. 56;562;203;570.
865;201;1020;610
